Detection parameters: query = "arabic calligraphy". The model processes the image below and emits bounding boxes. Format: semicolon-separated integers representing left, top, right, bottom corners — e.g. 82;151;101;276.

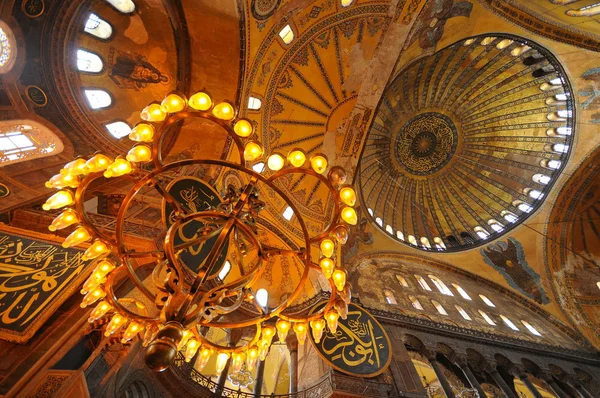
310;302;391;377
0;232;90;340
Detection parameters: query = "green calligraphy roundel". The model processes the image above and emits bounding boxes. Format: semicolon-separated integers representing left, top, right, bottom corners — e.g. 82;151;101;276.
309;302;392;377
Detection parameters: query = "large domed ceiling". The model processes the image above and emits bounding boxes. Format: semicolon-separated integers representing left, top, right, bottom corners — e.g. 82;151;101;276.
359;34;574;252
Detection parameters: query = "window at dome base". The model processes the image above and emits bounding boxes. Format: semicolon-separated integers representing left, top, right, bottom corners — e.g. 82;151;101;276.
84;14;113;39
0;121;64;166
358;33;574;252
106;121;131;139
77;49;103;73
84;89;112;110
105;0;136;13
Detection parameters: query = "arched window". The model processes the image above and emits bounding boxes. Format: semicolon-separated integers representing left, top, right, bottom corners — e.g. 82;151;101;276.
408;235;418;246
386;225;394;235
414;275;431;291
367;208;374;216
451;284;471;300
481;36;496;45
396;231;404;241
552;143;569;153
597;281;600;290
0;121;64;166
433;237;446;250
460;232;475;244
431;300;448;315
556;127;571;136
496;39;513;49
84;89;112;109
409;296;423;310
501;210;518;223
488;219;504;232
218;260;231;280
384;289;397;305
479;310;496;326
0;21;17;74
396;275;409;287
279;25;294;44
518;203;533;213
255;288;268;307
420;237;431;249
252;162;265;173
282;206;294;221
527;189;544;200
77;49;103;73
105;0;136;13
428;275;453;296
542;159;561;170
521;320;542;336
500;315;519;331
532;174;551;185
375;217;383;226
479;294;495;307
248;96;262;111
455;305;471;320
84;14;113;39
474;226;489;239
105;121;131;139
341;0;354;6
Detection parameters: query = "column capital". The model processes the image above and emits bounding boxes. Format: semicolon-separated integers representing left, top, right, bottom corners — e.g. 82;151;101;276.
285;333;299;352
422;348;438;362
539;372;555;384
509;365;527;379
454;354;469;367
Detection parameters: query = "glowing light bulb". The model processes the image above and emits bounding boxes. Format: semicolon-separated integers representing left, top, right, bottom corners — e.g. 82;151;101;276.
335;298;348;320
310;319;326;343
246;347;259;370
332;269;347;292
121;321;144;343
325;310;339;334
261;324;276;345
126;144;152;163
267;153;285;171
196;348;214;371
104;158;133;178
184;339;200;362
319;257;335;279
293;322;308;345
339;186;356;206
288;150;306;167
82;240;110;261
161;93;187;113
341;207;357;225
93;259;116;278
189;92;212;111
81;287;106;308
212;102;235;120
276;319;291;342
258;339;270;361
45;173;79;189
320;238;335;258
104;313;128;337
42;190;74;211
215;352;230;374
62;158;88;176
81;274;106;295
140;103;166;122
233;119;253;137
85;153;113;173
129;123;155;142
88;300;112;323
231;352;246;373
142;324;159;347
63;226;91;248
177;329;193;350
310;154;328;174
333;224;349;245
244;141;263;161
48;209;79;231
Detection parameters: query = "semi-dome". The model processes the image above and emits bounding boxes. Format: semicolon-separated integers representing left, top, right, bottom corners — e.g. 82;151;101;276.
359;34;574;252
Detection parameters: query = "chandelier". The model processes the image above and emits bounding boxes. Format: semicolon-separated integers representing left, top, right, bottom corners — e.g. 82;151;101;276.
42;91;358;374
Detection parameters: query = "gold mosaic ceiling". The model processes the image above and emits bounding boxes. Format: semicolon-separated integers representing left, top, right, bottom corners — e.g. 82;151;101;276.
359;34;574;251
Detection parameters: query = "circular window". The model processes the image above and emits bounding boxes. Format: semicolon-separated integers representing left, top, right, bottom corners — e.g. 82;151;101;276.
0;21;16;74
358;34;574;252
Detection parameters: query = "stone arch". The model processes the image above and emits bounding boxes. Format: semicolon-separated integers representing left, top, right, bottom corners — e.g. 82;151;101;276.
403;334;425;352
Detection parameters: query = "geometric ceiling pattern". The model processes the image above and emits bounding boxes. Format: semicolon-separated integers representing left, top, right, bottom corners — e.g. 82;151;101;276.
359;34;574;251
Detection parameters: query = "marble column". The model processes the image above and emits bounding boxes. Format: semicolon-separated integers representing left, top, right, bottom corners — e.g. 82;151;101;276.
512;370;542;398
286;334;299;394
425;351;456;398
488;367;517;398
456;357;487;398
541;373;570;398
253;357;266;396
567;377;594;398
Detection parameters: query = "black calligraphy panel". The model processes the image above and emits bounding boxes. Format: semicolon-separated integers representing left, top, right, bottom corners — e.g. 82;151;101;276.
0;231;91;342
162;177;228;276
310;302;392;377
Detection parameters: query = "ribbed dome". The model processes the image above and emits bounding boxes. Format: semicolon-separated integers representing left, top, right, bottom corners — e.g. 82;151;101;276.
359;34;574;252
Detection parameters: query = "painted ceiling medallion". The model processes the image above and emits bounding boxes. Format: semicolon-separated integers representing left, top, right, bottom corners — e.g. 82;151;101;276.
359;34;574;252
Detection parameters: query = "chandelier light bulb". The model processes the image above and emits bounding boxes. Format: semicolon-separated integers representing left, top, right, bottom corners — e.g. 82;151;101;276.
161;93;187;113
320;238;335;258
246;346;259;371
293;322;308;345
88;300;112;323
62;226;91;248
104;158;133;178
140;103;166;122
81;286;106;308
325;310;340;334
332;269;347;292
212;101;235;120
121;321;144;344
177;329;194;350
340;282;352;304
267;153;285;171
45;173;79;189
310;319;326;344
85;153;113;173
276;319;291;342
142;324;159;347
339;186;357;206
126;144;152;163
244;141;263;161
184;339;200;362
233;119;253;137
104;313;128;337
81;274;106;295
196;348;214;371
231;351;246;373
319;257;335;279
93;259;116;278
333;224;349;245
82;239;110;261
335;298;349;320
261;324;276;345
341;206;358;225
48;209;79;231
42;190;74;211
188;91;212;111
258;339;270;361
310;154;328;174
216;352;231;374
288;149;306;167
129;123;155;142
62;158;88;176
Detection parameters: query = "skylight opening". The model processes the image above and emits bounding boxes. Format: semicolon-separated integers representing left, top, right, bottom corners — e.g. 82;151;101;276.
521;320;542;336
415;275;432;291
84;14;112;39
256;288;268;307
420;237;431;249
408;235;417;246
479;310;496;326
367;208;374;216
396;275;409;287
252;162;265;173
432;300;448;315
76;49;103;73
488;219;504;232
501;210;518;223
105;121;131;139
556;127;571;136
474;226;489;239
455;305;471;320
341;0;354;6
375;217;383;226
433;237;446;250
84;89;112;110
542;159;561;170
555;93;569;101
396;231;404;241
549;77;562;85
384;289;397;305
409;296;423;310
218;260;231;280
528;189;544;200
479;294;495;307
552;143;569;153
105;0;136;13
517;202;533;213
248;96;262;111
279;25;294;44
282;206;294;221
385;224;394;235
452;284;471;300
496;39;514;49
532;174;551;185
500;315;519;331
